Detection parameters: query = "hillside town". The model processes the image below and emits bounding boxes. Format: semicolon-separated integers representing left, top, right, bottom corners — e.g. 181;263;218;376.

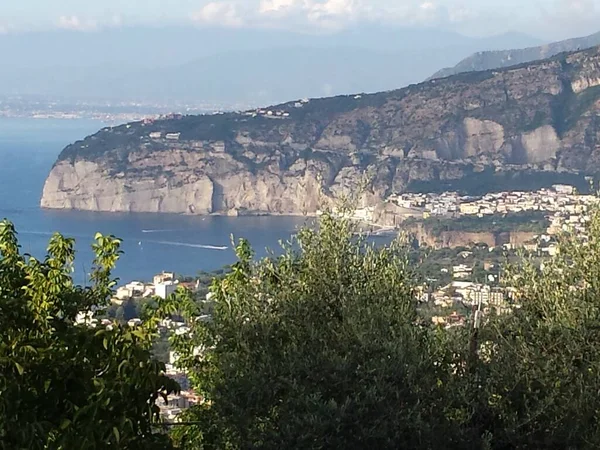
389;184;596;219
341;184;598;237
330;185;600;334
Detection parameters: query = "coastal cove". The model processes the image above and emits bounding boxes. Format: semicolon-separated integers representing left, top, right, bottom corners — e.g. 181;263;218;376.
0;118;308;283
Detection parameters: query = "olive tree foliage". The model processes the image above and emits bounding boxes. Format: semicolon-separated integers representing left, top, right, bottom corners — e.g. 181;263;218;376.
0;221;178;450
161;212;466;449
467;206;600;449
160;205;600;450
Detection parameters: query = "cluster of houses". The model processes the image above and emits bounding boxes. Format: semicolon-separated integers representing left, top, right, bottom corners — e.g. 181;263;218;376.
547;210;590;236
242;98;315;119
389;191;462;216
75;272;198;328
110;272;200;307
157;388;202;423
148;131;181;140
76;272;212;423
157;113;184;121
457;185;596;217
244;108;291;119
419;280;517;328
158;346;206;422
156;294;214;422
388;185;597;220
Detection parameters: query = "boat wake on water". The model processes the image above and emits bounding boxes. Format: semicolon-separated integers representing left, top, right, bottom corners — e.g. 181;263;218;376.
20;230;89;239
150;240;228;251
20;230;55;236
141;229;180;233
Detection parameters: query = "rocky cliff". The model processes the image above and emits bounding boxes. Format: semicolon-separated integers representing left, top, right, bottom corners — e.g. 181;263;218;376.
42;46;600;216
430;31;600;80
407;225;538;249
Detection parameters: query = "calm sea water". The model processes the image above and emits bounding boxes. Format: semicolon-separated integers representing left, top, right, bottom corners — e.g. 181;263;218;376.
0;118;307;284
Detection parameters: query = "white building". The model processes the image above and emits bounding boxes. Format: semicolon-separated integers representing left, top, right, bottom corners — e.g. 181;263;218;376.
115;287;132;300
156;281;178;299
453;264;473;279
352;207;375;222
154;272;175;285
116;281;146;300
553;184;575;195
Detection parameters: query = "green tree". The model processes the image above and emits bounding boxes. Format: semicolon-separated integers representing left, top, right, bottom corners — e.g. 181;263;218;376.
162;212;462;449
466;208;600;448
162;207;600;449
0;221;178;449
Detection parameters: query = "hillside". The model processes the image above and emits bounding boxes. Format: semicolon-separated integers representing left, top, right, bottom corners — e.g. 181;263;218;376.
430;31;600;80
42;46;600;216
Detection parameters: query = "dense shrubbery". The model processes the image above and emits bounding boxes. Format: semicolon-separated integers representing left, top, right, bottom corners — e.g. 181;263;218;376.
4;207;600;448
164;208;600;449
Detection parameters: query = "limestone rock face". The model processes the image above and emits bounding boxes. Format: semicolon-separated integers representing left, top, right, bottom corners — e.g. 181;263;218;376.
41;160;214;214
462;118;505;158
41;46;600;215
407;225;538;249
519;126;560;164
42;149;328;215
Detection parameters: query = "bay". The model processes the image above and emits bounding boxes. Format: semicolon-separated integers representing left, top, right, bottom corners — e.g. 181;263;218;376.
0;118;307;284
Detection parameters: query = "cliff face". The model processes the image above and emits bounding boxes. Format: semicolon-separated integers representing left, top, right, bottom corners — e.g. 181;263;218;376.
42;46;600;216
430;31;600;80
41;150;324;215
408;226;538;249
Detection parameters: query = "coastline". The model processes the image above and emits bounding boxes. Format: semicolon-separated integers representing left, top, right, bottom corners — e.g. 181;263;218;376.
39;205;319;219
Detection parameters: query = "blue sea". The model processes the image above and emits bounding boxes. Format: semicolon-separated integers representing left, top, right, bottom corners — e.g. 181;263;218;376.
0;118;307;284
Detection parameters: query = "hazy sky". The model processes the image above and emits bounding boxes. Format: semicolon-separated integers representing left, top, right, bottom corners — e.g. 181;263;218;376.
0;0;598;40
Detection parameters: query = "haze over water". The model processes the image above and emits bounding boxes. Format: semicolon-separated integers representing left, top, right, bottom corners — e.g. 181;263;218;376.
0;118;306;283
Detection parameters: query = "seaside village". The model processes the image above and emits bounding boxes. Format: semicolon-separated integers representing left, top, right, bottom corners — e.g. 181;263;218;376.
347;184;597;236
396;184;598;329
333;184;599;329
74;184;599;422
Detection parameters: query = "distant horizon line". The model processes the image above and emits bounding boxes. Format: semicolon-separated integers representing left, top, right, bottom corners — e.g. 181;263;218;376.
0;22;551;42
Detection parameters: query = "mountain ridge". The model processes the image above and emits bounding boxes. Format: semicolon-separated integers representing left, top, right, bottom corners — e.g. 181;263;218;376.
430;30;600;80
41;45;600;217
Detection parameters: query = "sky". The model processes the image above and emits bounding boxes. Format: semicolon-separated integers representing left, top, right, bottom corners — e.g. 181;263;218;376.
0;0;598;41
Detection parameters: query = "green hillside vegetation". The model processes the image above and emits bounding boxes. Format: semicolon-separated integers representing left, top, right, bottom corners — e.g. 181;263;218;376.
405;211;549;235
3;207;600;448
407;169;592;195
412;243;508;286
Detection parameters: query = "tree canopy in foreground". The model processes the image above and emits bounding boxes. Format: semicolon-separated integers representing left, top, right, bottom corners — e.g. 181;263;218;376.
4;206;600;449
0;221;177;450
164;208;600;449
